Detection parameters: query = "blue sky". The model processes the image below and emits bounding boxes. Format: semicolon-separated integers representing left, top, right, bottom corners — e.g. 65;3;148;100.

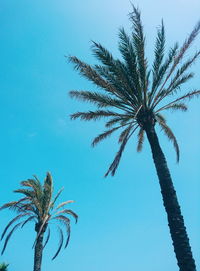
0;0;200;270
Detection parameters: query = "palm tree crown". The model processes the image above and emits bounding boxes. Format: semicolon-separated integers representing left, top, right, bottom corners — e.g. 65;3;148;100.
0;172;78;260
69;6;200;176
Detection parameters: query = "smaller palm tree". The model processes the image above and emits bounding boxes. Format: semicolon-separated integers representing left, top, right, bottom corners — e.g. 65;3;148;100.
0;172;78;271
0;263;9;271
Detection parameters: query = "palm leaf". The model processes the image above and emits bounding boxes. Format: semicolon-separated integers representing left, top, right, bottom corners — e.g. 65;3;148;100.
71;110;121;121
137;128;145;152
52;227;64;260
1;213;31;240
1;222;22;255
105;125;136;176
92;126;121;147
43;227;51;249
157;119;180;162
55;209;78;224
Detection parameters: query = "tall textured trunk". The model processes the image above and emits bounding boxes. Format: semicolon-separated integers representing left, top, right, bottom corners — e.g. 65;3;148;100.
33;232;44;271
144;123;196;271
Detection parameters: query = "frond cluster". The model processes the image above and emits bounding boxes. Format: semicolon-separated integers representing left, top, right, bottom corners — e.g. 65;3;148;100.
69;5;200;176
0;173;78;260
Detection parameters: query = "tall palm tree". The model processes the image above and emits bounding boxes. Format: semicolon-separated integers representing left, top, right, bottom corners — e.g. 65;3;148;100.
69;6;200;271
0;172;78;271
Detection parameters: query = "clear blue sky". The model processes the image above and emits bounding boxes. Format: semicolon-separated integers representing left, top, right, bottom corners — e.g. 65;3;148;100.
0;1;200;270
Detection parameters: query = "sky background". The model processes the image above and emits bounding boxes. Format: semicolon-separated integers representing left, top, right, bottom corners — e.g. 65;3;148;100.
0;0;200;270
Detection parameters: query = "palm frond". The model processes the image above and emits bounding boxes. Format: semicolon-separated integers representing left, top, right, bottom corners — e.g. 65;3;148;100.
94;64;138;107
137;128;145;152
118;124;134;143
118;27;141;98
154;21;200;98
68;56;116;94
70;110;122;121
92;126;121;147
1;213;31;241
157;119;180;162
43;227;50;249
149;43;179;106
155;113;166;123
156;103;188;113
1;222;22;255
55;210;78;224
21;216;36;228
92;42;139;105
129;5;148;103
157;90;200;112
152;20;165;85
52;227;64;260
69;90;130;110
14;189;34;198
50;188;64;210
53;216;71;248
42;172;53;215
105;125;137;176
105;116;129;128
55;201;74;211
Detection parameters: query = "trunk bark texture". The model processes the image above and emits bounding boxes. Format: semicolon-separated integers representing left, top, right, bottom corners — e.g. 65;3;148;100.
145;124;196;271
33;232;44;271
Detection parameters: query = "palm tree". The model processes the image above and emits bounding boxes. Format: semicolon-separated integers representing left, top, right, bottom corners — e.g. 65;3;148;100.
0;172;78;271
69;6;200;271
0;263;9;271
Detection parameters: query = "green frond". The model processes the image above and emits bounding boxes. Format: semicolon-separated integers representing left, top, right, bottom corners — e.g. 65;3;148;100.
42;172;53;216
157;103;188;113
14;189;34;198
21;215;36;228
92;43;139;105
160;90;200;110
53;215;71;248
69;90;129;110
105;125;136;176
149;43;179;106
153;50;200;105
55;209;78;224
167;73;194;93
152;20;165;78
43;227;50;249
1;222;22;255
105;116;127;128
0;202;19;211
157;119;180;162
118;124;133;143
154;21;200;98
50;188;64;210
68;56;116;94
1;213;31;241
55;201;74;211
92;126;121;147
129;5;148;102
172;21;200;69
91;41;116;68
136;128;145;152
118;27;141;98
155;113;166;123
94;64;138;106
71;110;122;121
52;227;64;260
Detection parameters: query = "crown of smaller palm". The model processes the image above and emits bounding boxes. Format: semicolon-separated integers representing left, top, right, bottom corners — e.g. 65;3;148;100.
69;6;200;176
0;173;78;260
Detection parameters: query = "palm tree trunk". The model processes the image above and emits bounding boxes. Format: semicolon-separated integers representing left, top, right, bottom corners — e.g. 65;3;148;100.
144;123;196;271
33;233;44;271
